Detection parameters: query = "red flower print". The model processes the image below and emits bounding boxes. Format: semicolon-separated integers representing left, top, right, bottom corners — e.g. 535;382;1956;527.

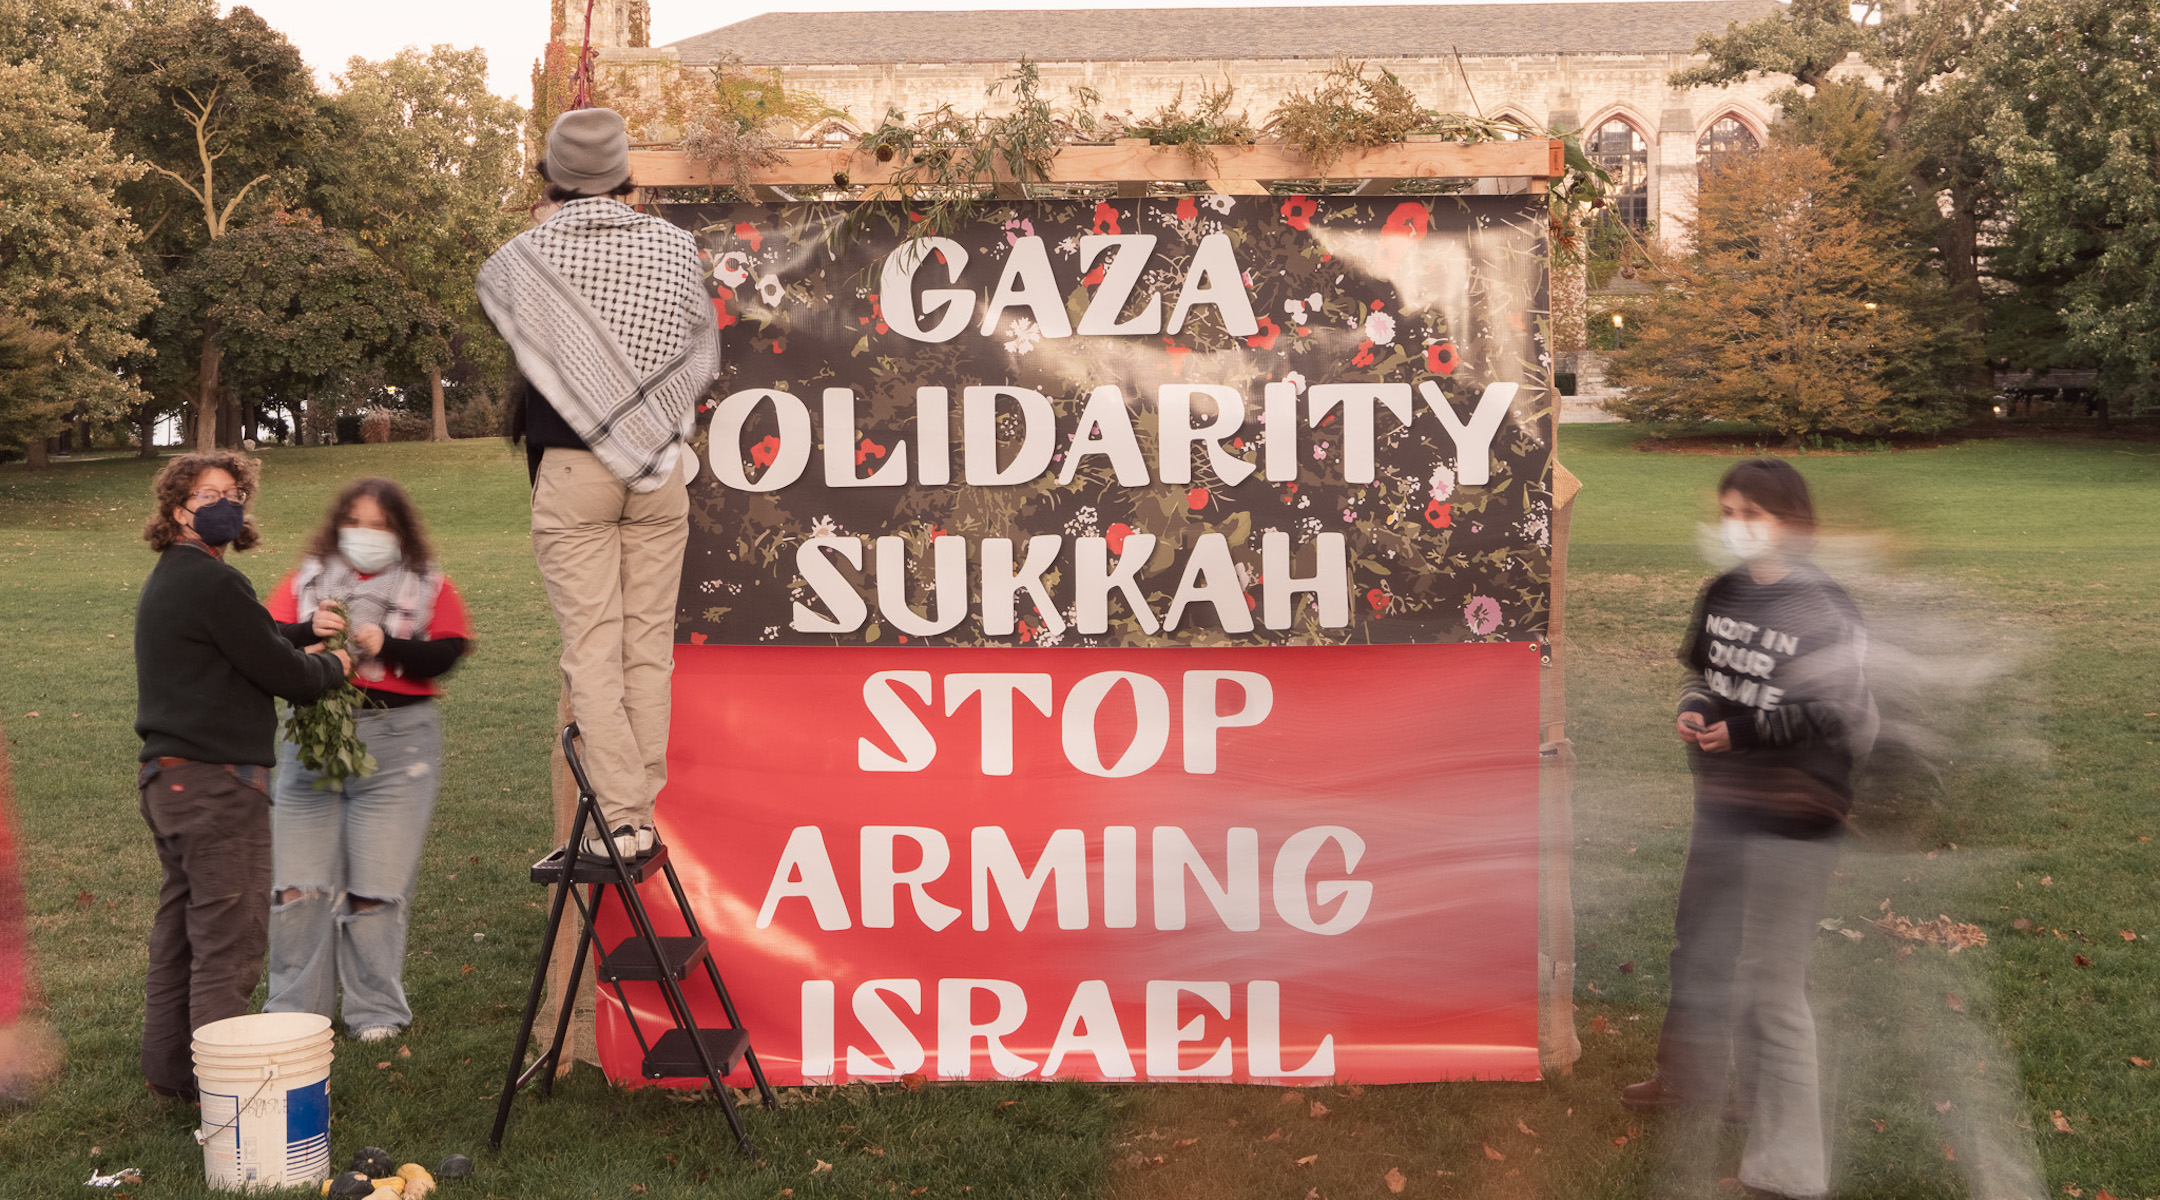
1246;315;1281;350
1426;341;1460;375
1280;195;1316;231
1082;263;1105;287
1382;202;1430;239
733;222;763;250
1092;202;1121;235
1186;487;1210;511
1175;195;1198;222
690;632;708;645
1017;621;1034;643
1367;588;1389;613
856;438;887;466
711;297;736;331
770;339;785;355
1424;499;1452;528
750;436;781;467
1351;339;1376;368
1106;522;1133;554
1370;299;1385;311
1163;339;1192;375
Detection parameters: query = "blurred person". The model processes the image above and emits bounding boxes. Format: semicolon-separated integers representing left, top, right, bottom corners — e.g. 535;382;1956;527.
478;107;717;861
263;479;472;1042
0;718;61;1104
1622;458;1878;1200
134;452;352;1101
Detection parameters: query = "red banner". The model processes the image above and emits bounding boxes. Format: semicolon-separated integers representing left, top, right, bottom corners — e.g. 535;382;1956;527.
596;641;1542;1085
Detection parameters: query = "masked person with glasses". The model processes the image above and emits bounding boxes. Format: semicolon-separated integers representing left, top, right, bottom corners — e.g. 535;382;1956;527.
134;452;353;1101
261;478;472;1042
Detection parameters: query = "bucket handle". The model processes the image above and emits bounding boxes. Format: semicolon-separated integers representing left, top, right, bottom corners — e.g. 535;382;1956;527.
191;1065;280;1146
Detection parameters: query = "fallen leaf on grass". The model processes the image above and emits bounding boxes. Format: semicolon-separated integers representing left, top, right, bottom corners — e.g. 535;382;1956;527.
2130;1057;2151;1068
899;1073;926;1090
1174;1138;1198;1149
1942;1143;1957;1161
375;1061;390;1070
2074;954;2093;967
1516;1118;1538;1137
1944;992;1966;1013
865;1147;884;1157
1309;1101;1329;1118
2013;918;2033;930
2052;1111;2074;1133
1618;961;1634;973
1588;1016;1612;1035
397;1046;411;1059
2097;1189;2119;1200
1282;1091;1302;1104
1294;1154;1318;1166
1935;1100;1955;1113
2120;931;2137;941
1483;1144;1505;1161
1870;1119;1887;1132
1611;1136;1628;1147
2041;876;2053;886
1264;1128;1283;1141
75;891;93;908
1384;1166;1407;1193
1874;911;1989;952
811;1160;833;1174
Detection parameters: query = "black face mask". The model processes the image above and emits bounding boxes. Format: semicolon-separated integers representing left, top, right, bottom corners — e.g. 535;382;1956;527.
191;498;246;547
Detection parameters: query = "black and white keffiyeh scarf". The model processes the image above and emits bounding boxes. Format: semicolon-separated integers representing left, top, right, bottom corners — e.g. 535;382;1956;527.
477;197;719;492
294;555;441;685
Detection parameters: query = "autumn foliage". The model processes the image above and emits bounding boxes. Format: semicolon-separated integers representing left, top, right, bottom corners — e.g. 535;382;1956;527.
1606;141;1973;440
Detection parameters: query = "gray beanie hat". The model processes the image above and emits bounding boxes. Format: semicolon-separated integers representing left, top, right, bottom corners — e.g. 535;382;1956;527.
545;107;631;195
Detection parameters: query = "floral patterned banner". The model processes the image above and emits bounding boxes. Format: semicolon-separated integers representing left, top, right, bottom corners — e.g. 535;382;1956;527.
666;195;1552;647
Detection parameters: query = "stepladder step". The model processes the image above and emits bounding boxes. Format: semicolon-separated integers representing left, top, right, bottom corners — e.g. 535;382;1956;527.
644;1027;751;1080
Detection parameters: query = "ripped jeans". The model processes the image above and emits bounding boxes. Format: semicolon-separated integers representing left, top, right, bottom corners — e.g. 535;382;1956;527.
266;702;442;1035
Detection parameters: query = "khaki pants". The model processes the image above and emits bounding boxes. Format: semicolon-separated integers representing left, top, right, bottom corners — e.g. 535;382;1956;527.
530;447;689;832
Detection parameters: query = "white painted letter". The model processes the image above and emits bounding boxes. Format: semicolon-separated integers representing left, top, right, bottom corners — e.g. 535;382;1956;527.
1181;671;1273;774
860;827;962;931
794;536;868;634
1042;980;1135;1077
944;673;1052;776
938;979;1036;1078
1165;233;1258;335
1062;672;1171;778
823;388;907;487
979;236;1071;339
1245;981;1334;1077
1073;535;1161;635
875;534;967;636
757;826;851;929
846;979;924;1076
1260;530;1350;630
962;386;1057;486
1157;384;1255;487
971;827;1089;930
1058;385;1150;486
709;388;812;492
1153;827;1261;931
880;238;973;342
859;670;935;772
1307;383;1413;484
980;536;1067;639
1416;380;1518;486
1271;826;1373;935
1077;235;1162;335
1162;533;1254;633
1146;980;1233;1077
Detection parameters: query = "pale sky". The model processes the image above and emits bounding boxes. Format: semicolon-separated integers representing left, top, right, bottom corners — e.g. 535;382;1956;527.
230;0;1693;108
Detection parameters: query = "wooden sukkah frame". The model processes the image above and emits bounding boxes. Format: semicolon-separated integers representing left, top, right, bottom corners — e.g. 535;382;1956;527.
544;136;1586;1079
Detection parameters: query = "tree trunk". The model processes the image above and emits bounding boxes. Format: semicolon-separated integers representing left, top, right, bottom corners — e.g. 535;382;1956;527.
429;367;450;441
293;392;311;446
241;401;258;447
135;407;157;458
216;387;240;450
24;438;50;469
195;329;221;451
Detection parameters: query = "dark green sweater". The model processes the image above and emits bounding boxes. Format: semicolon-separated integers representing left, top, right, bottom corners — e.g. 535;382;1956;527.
135;543;346;766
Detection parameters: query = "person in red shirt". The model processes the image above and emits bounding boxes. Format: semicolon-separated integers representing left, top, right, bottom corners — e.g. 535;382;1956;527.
263;478;472;1042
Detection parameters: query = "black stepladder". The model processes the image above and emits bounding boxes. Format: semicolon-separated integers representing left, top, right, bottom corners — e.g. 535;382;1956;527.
489;723;775;1155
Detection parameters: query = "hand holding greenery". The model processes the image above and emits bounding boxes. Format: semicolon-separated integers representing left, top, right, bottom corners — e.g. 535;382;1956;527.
283;599;375;790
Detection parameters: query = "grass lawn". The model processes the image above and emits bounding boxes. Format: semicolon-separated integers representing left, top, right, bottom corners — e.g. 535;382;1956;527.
0;428;2154;1198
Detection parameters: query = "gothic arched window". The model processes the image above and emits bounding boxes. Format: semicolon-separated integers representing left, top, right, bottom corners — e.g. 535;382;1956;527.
1587;117;1649;228
1489;112;1533;140
1696;116;1759;182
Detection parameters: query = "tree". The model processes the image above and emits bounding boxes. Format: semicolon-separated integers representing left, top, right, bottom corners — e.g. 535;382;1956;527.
156;211;441;446
102;5;320;449
314;46;525;439
0;313;67;460
0;61;157;465
1606;142;1972;440
1674;0;2002;342
1979;0;2160;418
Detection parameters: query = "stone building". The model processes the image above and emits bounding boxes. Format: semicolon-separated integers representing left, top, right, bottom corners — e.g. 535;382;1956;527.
571;0;1790;240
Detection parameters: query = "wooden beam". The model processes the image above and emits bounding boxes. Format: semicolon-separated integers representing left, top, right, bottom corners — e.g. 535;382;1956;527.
627;139;1558;189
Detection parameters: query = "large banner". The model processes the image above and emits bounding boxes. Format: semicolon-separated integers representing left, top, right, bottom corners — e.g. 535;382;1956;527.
596;195;1553;1084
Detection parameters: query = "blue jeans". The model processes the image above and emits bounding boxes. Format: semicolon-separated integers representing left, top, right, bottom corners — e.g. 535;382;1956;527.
265;702;442;1034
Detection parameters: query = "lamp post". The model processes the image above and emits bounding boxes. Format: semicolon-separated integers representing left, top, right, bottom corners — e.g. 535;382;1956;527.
1610;311;1624;350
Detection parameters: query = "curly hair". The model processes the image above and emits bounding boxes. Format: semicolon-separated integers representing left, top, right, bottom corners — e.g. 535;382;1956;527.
143;451;263;552
299;477;435;572
1718;458;1817;531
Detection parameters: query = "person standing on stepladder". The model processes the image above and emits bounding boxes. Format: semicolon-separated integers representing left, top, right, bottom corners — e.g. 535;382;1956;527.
478;107;719;860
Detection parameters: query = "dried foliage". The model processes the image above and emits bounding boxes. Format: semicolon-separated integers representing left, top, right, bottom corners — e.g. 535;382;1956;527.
1267;60;1429;173
848;61;1103;243
1871;911;1989;953
1116;82;1256;171
675;54;840;192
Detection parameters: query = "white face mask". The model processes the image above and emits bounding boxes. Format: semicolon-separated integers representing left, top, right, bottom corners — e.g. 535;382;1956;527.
338;527;401;574
1719;518;1778;562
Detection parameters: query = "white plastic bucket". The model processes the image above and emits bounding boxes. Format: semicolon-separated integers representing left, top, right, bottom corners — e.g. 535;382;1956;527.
191;1013;334;1191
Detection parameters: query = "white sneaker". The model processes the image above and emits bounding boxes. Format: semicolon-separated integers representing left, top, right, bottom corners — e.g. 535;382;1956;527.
581;824;640;860
353;1026;400;1043
636;825;658;855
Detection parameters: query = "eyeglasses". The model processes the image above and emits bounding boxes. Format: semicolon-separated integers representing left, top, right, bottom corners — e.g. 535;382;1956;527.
189;487;248;505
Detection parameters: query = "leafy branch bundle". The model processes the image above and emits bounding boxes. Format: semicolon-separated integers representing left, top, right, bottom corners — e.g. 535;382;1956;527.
282;599;376;790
